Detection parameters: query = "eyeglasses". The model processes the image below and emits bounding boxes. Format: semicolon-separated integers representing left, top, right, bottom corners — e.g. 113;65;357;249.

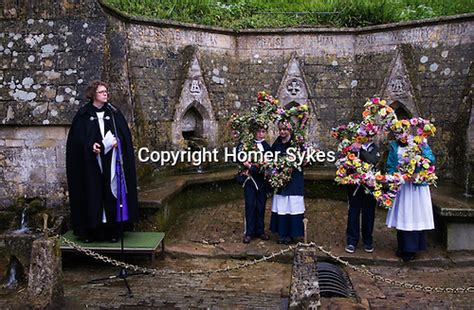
96;90;108;94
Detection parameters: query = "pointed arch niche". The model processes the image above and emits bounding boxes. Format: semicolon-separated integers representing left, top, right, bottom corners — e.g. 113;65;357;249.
181;102;207;140
171;47;217;148
276;52;320;145
390;100;412;120
380;49;420;118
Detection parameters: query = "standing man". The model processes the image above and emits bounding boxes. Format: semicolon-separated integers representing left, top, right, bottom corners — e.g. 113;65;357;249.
66;80;138;243
345;135;380;254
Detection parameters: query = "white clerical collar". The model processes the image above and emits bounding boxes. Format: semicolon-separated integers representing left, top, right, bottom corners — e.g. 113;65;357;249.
254;139;265;143
362;142;373;151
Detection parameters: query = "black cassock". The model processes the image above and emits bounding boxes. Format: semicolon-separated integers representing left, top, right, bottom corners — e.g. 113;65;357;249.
66;102;138;238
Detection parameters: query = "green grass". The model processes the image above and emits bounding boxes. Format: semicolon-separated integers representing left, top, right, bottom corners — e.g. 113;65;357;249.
103;0;474;29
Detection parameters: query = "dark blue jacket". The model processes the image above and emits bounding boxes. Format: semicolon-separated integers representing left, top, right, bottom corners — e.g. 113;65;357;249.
248;140;271;189
235;141;271;190
271;137;304;196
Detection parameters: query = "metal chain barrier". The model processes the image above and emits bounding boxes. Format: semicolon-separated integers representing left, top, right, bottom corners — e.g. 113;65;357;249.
55;231;473;294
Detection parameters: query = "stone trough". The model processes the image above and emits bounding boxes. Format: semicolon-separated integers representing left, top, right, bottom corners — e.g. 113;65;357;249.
432;183;474;251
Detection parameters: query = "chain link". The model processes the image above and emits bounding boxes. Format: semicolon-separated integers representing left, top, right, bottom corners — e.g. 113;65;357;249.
55;231;473;294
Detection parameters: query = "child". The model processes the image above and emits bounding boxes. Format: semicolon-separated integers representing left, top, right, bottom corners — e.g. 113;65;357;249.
385;133;435;261
345;135;381;254
270;121;305;245
241;124;271;243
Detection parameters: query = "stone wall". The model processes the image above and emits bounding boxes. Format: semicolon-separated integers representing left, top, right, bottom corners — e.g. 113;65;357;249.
0;0;473;207
0;0;110;207
0;126;67;207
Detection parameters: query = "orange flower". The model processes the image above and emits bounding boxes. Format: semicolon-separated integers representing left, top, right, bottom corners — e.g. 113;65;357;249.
348;153;356;161
384;199;392;206
375;174;385;181
401;119;410;126
362;110;369;117
387;106;394;113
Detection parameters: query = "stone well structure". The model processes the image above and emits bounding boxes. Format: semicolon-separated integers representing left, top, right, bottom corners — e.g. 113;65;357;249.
0;0;473;208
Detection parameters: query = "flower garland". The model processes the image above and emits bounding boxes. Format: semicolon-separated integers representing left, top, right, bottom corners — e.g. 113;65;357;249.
332;96;437;209
373;172;404;208
263;156;299;190
274;103;310;148
228;91;312;192
331;97;394;188
228;91;279;177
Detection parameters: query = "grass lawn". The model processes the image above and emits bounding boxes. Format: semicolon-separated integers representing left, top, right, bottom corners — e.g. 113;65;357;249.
103;0;474;29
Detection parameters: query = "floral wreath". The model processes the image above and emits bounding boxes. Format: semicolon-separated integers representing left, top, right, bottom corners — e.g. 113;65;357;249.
332;96;437;208
228;91;312;192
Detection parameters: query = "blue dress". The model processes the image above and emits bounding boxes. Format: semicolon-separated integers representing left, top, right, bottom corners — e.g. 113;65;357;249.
385;140;436;253
269;137;305;238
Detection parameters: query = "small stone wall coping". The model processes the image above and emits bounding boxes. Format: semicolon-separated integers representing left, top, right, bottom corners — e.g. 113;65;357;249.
432;188;474;218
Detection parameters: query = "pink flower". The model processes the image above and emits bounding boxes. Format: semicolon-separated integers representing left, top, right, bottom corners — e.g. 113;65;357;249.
410;118;419;126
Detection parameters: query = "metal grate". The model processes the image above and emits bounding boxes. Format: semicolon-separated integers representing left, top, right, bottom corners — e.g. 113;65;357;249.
316;261;356;298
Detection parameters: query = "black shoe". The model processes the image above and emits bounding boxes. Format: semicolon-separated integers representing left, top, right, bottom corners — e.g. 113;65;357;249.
283;237;293;245
345;244;356;254
277;238;285;244
243;236;252;244
259;234;270;241
364;245;374;253
402;253;416;262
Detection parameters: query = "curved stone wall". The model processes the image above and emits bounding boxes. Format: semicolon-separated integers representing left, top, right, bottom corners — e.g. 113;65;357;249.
0;0;472;207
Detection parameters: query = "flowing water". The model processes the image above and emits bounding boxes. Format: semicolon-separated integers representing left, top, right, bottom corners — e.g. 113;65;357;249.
11;208;30;235
4;256;23;289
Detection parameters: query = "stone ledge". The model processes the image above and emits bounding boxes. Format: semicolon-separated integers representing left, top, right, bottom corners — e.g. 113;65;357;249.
138;167;337;208
164;241;474;268
431;184;474;218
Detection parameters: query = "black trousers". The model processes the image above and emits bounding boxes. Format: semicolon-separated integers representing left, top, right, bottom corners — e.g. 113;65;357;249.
346;186;376;247
244;181;267;237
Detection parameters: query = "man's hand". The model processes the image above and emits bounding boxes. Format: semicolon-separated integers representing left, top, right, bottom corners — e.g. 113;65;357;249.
92;143;101;154
243;161;251;169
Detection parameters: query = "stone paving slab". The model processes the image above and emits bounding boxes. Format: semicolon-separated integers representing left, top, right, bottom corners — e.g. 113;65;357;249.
160;198;467;267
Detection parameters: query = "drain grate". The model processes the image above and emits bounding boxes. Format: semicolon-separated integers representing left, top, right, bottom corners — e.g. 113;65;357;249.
316;261;356;298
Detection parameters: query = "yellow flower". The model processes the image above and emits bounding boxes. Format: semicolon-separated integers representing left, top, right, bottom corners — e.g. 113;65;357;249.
374;191;382;198
380;100;386;106
414;136;422;144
